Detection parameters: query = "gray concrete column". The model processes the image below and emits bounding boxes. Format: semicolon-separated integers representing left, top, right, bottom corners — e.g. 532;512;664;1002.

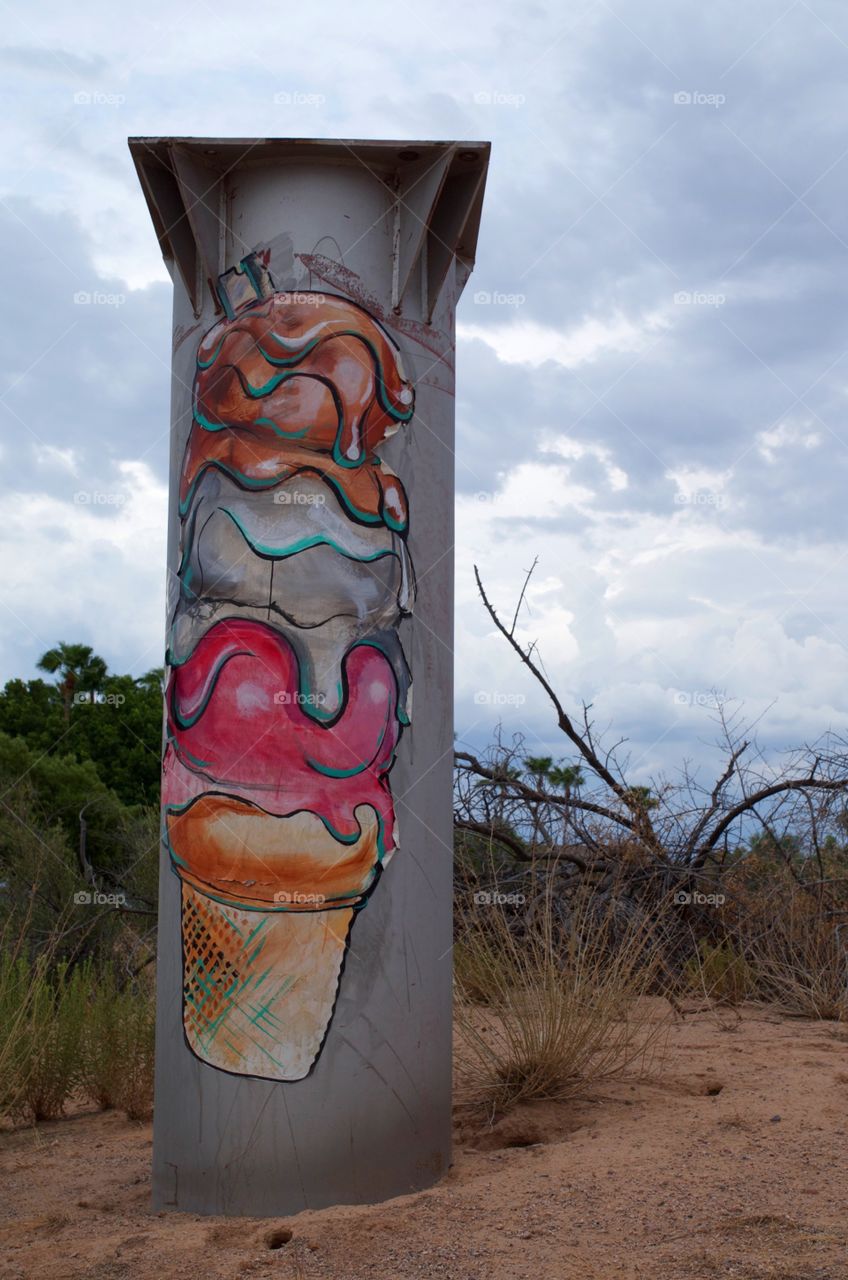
130;137;489;1216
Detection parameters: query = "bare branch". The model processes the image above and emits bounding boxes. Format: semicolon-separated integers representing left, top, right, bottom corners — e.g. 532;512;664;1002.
510;557;538;637
474;566;662;845
455;750;634;831
683;740;749;861
695;773;847;864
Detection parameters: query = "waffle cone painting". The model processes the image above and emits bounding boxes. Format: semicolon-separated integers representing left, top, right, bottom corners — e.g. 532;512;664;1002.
162;252;415;1081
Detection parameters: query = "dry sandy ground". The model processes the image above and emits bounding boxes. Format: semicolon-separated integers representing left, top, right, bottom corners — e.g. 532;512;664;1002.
1;1004;846;1280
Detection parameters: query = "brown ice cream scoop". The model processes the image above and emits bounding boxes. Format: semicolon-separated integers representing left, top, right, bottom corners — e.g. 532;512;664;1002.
196;289;414;464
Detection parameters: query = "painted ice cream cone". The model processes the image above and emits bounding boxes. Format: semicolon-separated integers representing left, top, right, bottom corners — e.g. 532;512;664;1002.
163;253;416;1080
180;884;354;1080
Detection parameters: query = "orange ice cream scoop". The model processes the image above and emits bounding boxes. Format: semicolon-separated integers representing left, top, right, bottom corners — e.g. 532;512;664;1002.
165;795;387;911
178;439;409;531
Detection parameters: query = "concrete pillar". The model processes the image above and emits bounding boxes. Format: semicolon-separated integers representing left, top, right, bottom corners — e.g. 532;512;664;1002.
129;137;490;1216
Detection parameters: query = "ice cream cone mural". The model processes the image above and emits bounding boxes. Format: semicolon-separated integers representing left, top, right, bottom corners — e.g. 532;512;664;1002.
162;254;415;1080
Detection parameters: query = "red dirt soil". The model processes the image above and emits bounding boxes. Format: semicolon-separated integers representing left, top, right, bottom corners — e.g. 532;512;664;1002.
1;1004;846;1279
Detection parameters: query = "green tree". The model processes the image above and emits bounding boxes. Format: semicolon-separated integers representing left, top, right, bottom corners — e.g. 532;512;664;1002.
548;763;586;796
37;643;108;724
0;735;158;963
0;649;163;807
0;732;125;874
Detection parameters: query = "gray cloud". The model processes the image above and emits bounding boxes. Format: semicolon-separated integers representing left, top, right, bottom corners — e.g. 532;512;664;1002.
0;200;171;502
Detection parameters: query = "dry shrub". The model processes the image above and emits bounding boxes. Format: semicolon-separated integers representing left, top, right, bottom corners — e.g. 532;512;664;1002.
79;963;155;1121
113;992;155;1122
454;876;670;1112
0;926;40;1118
0;953;89;1121
745;890;848;1021
683;937;753;1006
0;932;156;1125
0;908;75;1120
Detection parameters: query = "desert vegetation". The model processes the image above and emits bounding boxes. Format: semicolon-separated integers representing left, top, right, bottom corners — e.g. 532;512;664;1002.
452;565;848;1109
0;644;158;1126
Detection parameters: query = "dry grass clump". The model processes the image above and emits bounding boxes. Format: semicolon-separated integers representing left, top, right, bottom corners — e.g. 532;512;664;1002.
454;877;671;1112
745;891;848;1022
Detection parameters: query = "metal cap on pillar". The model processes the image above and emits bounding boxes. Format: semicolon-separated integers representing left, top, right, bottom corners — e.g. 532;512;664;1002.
129;136;490;1217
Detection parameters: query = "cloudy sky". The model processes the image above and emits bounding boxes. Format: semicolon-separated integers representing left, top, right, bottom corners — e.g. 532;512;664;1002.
2;0;847;785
